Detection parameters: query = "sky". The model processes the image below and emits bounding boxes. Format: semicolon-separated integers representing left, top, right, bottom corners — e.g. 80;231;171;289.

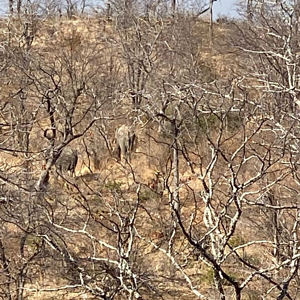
0;0;242;18
213;0;240;19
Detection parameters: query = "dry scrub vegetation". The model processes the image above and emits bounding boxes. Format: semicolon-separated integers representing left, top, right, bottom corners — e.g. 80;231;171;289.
1;1;300;299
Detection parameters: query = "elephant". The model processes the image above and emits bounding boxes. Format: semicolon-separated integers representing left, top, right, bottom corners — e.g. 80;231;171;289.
115;125;136;163
55;146;78;177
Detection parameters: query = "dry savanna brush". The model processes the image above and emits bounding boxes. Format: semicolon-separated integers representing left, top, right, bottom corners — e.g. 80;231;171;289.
0;1;300;299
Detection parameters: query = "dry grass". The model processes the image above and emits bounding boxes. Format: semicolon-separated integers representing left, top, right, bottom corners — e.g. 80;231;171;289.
0;15;297;300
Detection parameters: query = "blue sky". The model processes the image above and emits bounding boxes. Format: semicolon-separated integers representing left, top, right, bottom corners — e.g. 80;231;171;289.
0;0;242;18
213;0;240;19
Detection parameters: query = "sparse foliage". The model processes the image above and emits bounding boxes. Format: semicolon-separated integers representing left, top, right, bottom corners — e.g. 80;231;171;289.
1;1;300;300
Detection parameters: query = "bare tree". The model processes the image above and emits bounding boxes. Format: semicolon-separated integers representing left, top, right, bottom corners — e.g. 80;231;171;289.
3;1;300;300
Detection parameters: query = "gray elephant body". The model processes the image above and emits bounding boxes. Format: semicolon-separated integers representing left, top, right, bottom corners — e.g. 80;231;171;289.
55;146;78;176
115;125;136;162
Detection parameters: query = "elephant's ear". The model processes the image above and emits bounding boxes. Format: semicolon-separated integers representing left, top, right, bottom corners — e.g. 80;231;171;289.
111;140;121;160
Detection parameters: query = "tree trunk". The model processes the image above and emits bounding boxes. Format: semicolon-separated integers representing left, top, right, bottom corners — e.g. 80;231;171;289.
209;0;214;46
171;0;176;13
17;0;21;16
0;239;12;300
9;0;13;15
247;0;253;21
172;121;180;215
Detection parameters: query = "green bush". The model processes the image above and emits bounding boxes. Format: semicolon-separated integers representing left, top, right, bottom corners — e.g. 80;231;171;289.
103;180;122;193
196;114;220;133
202;267;237;286
226;111;244;131
229;235;245;248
